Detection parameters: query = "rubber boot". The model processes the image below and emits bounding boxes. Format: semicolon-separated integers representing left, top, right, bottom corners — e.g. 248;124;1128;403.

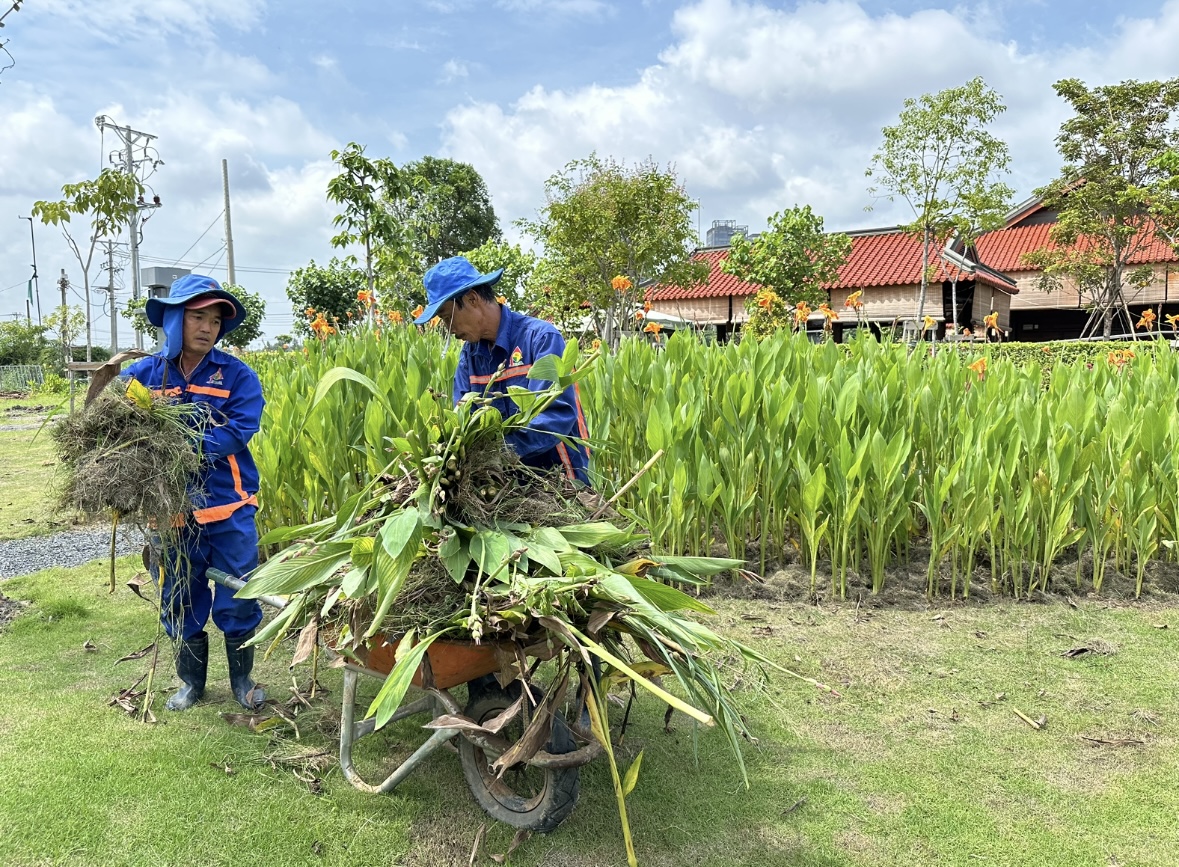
165;631;208;711
225;631;265;710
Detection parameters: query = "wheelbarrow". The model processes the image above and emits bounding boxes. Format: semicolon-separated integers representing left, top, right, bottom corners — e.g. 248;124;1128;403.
208;568;602;832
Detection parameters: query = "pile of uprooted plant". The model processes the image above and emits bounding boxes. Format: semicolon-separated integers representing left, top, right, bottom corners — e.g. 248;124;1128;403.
51;377;201;591
237;351;781;864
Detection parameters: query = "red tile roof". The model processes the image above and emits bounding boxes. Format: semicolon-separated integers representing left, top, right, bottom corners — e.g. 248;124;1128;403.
651;230;1012;301
650;218;1178;302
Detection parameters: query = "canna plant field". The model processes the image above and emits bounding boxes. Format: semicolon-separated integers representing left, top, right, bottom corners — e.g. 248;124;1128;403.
250;326;1179;601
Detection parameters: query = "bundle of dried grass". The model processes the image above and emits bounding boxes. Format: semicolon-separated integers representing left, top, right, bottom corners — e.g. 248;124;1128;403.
51;379;202;529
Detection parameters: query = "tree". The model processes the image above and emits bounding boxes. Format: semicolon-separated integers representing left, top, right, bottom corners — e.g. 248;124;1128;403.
45;305;85;363
518;154;708;345
32;168;145;361
722;205;851;311
391;156;501;269
1021;78;1179;338
0;320;51;366
866;77;1014;331
285;257;368;337
326;143;407;306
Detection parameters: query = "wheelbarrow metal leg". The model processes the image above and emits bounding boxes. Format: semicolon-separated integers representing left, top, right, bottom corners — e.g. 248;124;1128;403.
338;667;459;794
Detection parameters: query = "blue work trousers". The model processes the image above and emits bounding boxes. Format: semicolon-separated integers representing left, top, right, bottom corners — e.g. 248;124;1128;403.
152;507;263;642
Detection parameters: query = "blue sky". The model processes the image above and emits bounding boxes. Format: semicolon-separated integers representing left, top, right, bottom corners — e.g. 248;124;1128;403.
2;0;1178;345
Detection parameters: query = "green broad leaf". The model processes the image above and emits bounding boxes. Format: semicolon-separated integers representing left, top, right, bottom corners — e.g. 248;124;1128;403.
257;517;334;546
646;565;708;587
235;548;349;598
505;385;546;417
470;529;513;578
248;594;304;654
340;566;367;598
620;574;717;614
380;508;423;562
390;436;413;455
351;536;375;569
524;540;563;576
303;366;391;429
365;545;416;638
438;532;471;583
622;750;644;798
365;630;444;729
526;353;563;384
649;556;744;578
557;522;636;549
530;526;571;554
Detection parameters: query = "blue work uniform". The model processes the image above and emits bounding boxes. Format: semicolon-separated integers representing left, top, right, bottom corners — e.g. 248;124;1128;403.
123;342;265;642
453;306;590;484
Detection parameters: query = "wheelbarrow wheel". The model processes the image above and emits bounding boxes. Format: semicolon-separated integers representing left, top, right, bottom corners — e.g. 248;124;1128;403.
458;683;580;832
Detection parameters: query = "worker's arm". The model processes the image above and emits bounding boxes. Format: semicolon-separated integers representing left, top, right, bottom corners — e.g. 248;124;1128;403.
504;332;581;459
198;367;264;461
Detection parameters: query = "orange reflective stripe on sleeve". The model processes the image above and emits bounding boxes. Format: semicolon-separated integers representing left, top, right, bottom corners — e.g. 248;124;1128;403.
227;454;248;500
556;443;575;480
193;495;258;525
470;374;494;385
187;384;231;399
498;365;532;380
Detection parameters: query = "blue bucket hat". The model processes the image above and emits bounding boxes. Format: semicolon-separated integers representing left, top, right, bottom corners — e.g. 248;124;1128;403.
415;256;504;325
146;274;246;358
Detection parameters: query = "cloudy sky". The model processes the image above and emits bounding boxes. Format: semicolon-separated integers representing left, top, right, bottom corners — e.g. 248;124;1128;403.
2;0;1178;346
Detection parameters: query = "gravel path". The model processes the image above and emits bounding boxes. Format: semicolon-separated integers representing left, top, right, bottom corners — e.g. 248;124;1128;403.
0;526;143;580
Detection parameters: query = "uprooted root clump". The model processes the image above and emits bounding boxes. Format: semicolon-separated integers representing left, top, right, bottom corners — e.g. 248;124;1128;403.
51;381;200;524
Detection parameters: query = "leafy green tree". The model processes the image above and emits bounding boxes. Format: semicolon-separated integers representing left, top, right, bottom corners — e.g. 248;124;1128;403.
32;168;145;360
326;143;408;304
285;257;367;336
518;154;708;345
866;76;1014;328
392;156;501;268
0;320;52;366
44;305;85;368
1022;78;1179;337
722;205;851;311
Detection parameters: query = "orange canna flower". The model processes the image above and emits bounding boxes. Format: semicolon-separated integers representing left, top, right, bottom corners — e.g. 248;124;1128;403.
389;310;403;324
356;290;373;305
496;295;507;305
844;290;863;310
968;357;987;381
411;305;424;320
1041;346;1052;353
635;310;645;320
1136;309;1157;330
1165;312;1179;331
428;316;442;328
643;300;652;312
643;321;662;334
922;315;937;332
818;303;838;321
305;307;315;317
983;311;999;332
346;310;353;318
611;275;632;292
591;338;602;350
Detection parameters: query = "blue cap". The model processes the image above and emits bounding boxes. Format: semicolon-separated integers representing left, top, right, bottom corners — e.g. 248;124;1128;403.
415;256;503;324
145;274;246;336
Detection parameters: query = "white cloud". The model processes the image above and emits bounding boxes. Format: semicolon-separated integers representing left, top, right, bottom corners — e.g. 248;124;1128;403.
495;0;611;14
440;59;470;82
442;0;1179;242
36;0;264;40
312;54;338;72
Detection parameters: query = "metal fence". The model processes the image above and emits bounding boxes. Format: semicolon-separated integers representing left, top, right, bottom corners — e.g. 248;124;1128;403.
0;364;44;392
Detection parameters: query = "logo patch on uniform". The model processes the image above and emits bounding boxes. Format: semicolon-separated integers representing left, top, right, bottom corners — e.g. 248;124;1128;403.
510;347;524;366
207;368;224;385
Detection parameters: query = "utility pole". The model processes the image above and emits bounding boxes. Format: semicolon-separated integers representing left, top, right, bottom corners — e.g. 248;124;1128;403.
18;215;41;324
222;158;236;286
103;239;120;354
94;115;162;349
58;269;69;367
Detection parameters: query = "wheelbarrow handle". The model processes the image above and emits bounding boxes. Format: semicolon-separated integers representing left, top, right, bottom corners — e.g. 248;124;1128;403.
207;567;288;611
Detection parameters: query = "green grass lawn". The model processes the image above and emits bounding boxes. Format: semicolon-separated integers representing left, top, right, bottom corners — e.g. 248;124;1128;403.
1;559;1177;866
0;425;67;541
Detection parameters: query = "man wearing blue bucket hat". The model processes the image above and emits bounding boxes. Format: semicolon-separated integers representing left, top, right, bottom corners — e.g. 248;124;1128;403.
418;256;590;484
122;274;266;712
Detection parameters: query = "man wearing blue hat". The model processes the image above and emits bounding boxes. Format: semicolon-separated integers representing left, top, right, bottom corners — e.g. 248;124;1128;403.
417;256;590;484
123;274;266;712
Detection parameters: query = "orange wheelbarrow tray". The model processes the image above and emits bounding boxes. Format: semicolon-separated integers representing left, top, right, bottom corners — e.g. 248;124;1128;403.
210;567;601;831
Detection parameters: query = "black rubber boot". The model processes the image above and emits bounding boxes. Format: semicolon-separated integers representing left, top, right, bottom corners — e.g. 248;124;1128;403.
225;631;265;710
165;631;208;711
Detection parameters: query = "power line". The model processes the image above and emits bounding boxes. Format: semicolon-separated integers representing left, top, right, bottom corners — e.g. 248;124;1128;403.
137;254;297;275
170;210;224;266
